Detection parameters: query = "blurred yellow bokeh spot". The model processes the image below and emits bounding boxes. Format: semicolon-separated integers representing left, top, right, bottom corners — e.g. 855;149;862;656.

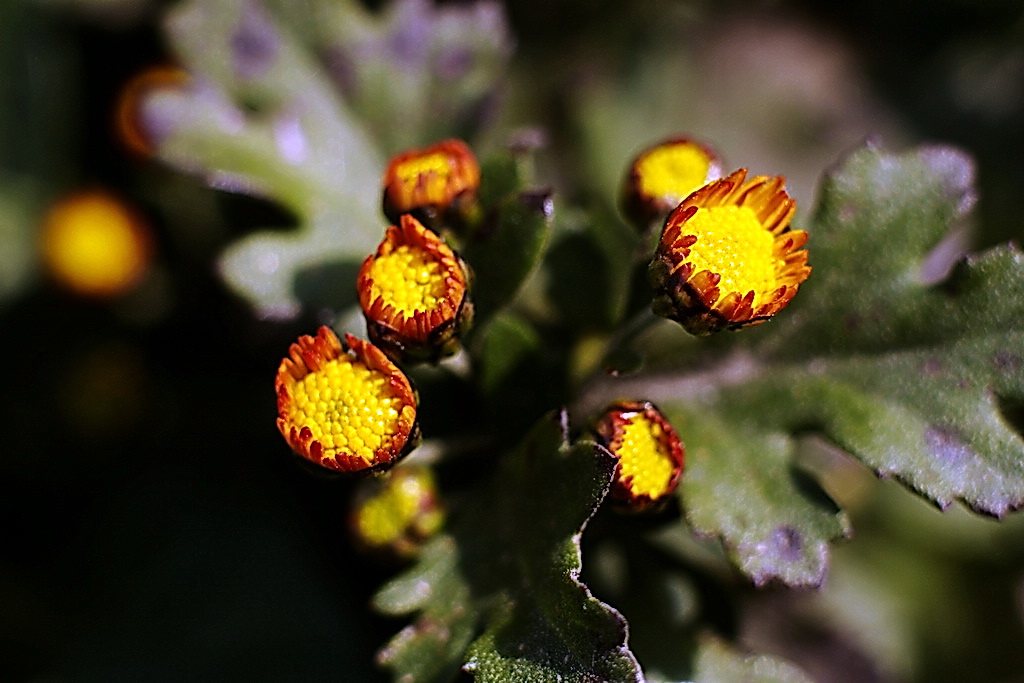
40;190;152;297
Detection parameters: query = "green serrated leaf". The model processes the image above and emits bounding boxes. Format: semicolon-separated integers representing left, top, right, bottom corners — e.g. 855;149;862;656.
669;403;851;587
374;411;642;683
764;143;982;354
287;0;514;154
374;536;477;682
737;144;1024;516
462;412;641;683
692;634;813;683
724;328;1024;517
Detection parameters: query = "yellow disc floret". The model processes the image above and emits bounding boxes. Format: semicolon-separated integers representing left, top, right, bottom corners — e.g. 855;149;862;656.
636;142;713;202
617;412;678;500
276;327;418;472
367;244;448;315
288;356;404;465
679;205;780;309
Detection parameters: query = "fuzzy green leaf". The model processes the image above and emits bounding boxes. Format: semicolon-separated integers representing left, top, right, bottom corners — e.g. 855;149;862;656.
691;634;814;683
276;0;514;154
373;411;642;683
462;189;552;325
152;0;382;319
373;536;476;682
722;326;1024;517
742;144;1024;516
670;404;851;587
765;143;993;354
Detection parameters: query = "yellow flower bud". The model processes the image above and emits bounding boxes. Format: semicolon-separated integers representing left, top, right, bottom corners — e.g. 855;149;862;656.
593;401;685;511
358;214;473;363
275;327;420;473
381;139;481;231
40;189;153;298
621;137;721;232
649;169;810;335
350;466;445;560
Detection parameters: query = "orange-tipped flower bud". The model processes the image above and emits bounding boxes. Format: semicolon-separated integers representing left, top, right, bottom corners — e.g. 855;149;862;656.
275;327;420;473
649;169;811;335
593;401;685;511
358;214;473;363
621;137;721;232
381;139;481;231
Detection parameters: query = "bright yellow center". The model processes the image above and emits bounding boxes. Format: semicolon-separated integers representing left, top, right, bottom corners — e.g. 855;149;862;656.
617;413;676;499
355;470;442;546
395;152;452;201
637;143;711;202
681;206;779;306
368;245;448;314
289;357;404;464
41;194;148;296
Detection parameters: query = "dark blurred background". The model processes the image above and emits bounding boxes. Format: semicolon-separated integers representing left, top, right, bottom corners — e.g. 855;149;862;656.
2;0;1023;680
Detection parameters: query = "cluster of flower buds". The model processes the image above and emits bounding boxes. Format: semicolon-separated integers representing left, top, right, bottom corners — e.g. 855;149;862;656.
623;136;810;335
275;133;811;535
274;139;487;554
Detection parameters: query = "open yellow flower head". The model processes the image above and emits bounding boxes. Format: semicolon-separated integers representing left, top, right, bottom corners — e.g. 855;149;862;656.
649;168;811;335
621;137;721;231
40;189;153;298
114;64;191;158
350;466;445;560
594;401;685;511
358;214;473;363
381;138;481;231
275;327;419;473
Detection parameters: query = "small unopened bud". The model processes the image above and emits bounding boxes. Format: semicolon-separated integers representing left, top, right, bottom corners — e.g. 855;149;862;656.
358;214;473;363
593;401;685;511
621;137;721;232
381;138;481;233
275;327;420;473
350;466;445;560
